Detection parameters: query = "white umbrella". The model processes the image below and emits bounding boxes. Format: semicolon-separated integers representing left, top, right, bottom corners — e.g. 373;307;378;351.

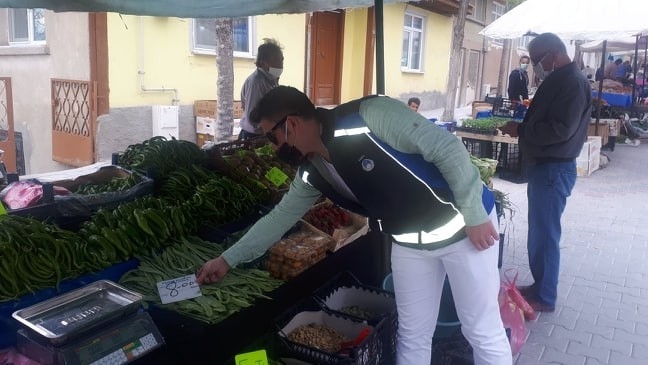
480;0;648;40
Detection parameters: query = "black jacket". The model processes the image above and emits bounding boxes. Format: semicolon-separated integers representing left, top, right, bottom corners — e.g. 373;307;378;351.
517;62;591;163
508;68;529;102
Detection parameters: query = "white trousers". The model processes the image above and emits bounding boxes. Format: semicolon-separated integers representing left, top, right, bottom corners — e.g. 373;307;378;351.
391;209;512;365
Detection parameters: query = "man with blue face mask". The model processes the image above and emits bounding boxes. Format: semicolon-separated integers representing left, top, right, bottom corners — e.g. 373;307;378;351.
238;38;284;140
501;33;591;313
508;55;530;102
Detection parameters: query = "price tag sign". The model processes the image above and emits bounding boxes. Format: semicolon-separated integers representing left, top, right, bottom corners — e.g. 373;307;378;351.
156;274;202;304
265;167;289;187
0;203;6;215
234;349;268;365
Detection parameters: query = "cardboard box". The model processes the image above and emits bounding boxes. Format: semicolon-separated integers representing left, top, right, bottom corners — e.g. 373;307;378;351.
196;116;217;136
471;101;493;118
587;123;609;145
302;199;369;252
196;133;214;148
593;118;621;137
577;136;602;177
233;100;244;119
194;100;217;118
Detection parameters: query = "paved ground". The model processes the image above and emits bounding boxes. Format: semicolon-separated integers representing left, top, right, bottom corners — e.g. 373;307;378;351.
491;141;648;365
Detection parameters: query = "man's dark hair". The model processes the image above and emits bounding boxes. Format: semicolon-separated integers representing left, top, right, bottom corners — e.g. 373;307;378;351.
615;59;623;65
255;38;283;67
520;55;530;63
250;86;317;127
408;97;420;106
528;33;567;55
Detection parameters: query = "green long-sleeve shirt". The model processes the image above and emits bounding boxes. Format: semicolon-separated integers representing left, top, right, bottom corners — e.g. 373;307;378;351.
222;97;488;267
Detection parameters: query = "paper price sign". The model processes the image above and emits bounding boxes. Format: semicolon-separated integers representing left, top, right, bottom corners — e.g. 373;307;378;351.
234;349;268;365
156;274;202;304
265;167;289;187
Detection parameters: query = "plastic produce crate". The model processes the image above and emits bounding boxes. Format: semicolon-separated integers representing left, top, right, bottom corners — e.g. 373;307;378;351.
497;143;528;183
312;271;397;363
462;138;497;159
492;97;526;120
275;298;389;365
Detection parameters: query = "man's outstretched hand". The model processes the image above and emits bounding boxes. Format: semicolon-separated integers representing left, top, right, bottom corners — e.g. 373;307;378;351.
196;256;230;284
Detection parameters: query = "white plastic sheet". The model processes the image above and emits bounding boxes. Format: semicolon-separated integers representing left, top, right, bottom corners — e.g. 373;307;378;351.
480;0;648;41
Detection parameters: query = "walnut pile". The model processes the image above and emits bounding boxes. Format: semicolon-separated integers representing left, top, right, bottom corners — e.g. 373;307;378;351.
287;323;348;353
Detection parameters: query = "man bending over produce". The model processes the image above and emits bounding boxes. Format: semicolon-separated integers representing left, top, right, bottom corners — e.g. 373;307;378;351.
197;86;512;365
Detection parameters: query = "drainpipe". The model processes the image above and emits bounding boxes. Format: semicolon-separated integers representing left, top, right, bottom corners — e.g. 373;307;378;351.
138;16;179;105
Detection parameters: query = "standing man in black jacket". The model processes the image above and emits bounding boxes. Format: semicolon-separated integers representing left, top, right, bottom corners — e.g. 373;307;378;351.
502;33;591;313
508;55;530;103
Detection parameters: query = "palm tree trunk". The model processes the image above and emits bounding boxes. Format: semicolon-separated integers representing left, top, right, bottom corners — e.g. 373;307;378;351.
497;39;512;98
441;0;470;122
214;18;234;142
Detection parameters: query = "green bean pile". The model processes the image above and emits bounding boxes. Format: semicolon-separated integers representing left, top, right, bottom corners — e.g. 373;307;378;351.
117;136;206;178
120;237;284;324
0;216;85;301
73;174;142;195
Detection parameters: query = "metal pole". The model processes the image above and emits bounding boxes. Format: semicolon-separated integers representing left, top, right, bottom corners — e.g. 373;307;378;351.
594;40;607;134
375;0;385;94
632;35;639;107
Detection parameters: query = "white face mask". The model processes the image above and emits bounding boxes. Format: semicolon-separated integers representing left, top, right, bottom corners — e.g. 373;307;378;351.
268;67;283;79
532;53;552;80
520;63;529;71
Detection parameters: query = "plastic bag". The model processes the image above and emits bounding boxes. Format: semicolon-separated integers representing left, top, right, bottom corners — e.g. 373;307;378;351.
0;180;70;210
0;348;42;365
0;180;45;209
498;286;528;356
502;269;537;321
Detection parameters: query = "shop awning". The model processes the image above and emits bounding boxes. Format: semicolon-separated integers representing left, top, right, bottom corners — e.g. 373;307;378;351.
479;0;648;41
0;0;411;18
581;36;648;53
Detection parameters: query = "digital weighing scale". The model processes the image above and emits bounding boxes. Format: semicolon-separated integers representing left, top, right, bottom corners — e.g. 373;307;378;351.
12;280;165;365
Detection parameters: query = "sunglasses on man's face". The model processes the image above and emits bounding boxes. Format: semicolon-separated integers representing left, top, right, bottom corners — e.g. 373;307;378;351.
265;116;289;145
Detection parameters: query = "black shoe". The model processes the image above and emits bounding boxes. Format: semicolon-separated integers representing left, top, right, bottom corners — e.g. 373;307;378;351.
525;296;556;313
516;285;536;298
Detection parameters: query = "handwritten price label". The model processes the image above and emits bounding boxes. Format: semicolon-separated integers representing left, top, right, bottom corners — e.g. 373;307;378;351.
234;349;268;365
265;167;289;187
156;274;202;304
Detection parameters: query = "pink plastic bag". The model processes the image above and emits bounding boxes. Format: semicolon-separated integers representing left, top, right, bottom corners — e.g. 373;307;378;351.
1;180;43;209
0;180;70;210
502;269;537;321
0;348;43;365
498;270;530;356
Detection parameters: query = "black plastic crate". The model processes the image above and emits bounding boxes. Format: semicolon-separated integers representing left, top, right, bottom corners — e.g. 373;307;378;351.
275;298;389;365
462;138;496;159
497;143;528;183
492;97;526;119
313;271;397;363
